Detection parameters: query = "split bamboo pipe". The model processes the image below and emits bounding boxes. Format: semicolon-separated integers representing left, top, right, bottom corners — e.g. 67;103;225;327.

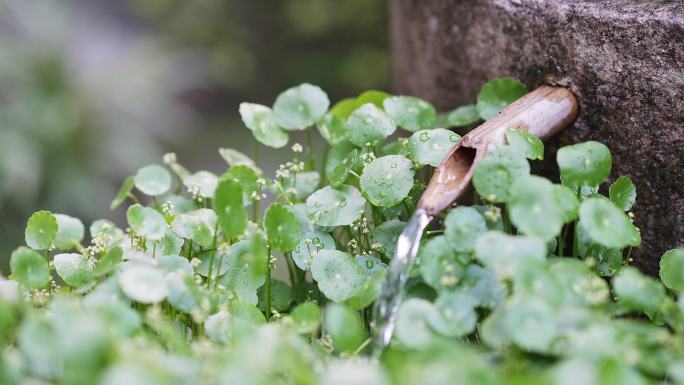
417;85;579;216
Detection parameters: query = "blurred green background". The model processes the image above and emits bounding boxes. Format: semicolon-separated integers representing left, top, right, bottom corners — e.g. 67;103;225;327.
0;0;389;272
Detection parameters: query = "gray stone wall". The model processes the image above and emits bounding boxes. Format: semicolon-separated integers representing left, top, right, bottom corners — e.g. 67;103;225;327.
390;0;684;275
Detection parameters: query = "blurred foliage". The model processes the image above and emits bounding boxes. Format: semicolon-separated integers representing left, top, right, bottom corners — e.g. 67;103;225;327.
0;0;388;271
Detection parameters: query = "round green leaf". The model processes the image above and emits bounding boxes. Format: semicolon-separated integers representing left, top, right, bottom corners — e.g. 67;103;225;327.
306;185;366;227
474;231;546;278
182;171;218;199
311;250;366;302
224;165;259;206
195;249;230;278
324;303;365;353
355;90;391;109
505;127;544;160
345;103;396;147
284;171;320;201
118;265;168;304
10;246;50;289
273;83;330;130
444;206;487;253
360;155;414;207
508;175;564;241
292;231;335;270
25;210;58;250
408;128;460;167
329;149;358;188
53;214;85;250
290;302;321;334
213;177;248;239
93;246;123;277
659;248;684;292
613;267;666;312
126;204;167;241
476;77;527;120
134;164;171;196
316;112;347;146
502;298;557;352
433;292;477;337
216;240;266;304
553;184;580;223
472;146;530;203
110;176;135;210
609;176;636;211
578;196;641;249
158;255;193;276
239;102;289;148
264;203;301;252
258;279;292;312
371;219;406;257
53;253;93;287
218;147;261;174
419;236;467;292
165;272;199;313
325;142;357;178
383;95;436;132
90;219;121;240
355;255;387;274
171;209;217;248
557;141;612;187
394;298;442;349
446;104;480;127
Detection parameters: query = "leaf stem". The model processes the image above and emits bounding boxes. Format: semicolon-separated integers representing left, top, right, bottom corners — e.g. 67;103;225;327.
264;245;272;320
206;222;219;288
306;129;314;170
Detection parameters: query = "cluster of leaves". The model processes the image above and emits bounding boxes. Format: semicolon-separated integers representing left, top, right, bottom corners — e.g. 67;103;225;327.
2;78;684;385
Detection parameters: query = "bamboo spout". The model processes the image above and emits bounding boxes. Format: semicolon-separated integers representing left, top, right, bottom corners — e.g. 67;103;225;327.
417;85;578;216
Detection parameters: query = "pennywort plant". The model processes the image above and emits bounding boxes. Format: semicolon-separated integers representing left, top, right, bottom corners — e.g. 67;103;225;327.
1;78;684;385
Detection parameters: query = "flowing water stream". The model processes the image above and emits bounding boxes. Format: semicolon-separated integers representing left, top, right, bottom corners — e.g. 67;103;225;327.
371;209;432;357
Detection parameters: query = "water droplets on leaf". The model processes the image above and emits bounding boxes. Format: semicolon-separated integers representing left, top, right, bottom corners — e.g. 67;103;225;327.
360;155;414;207
408;128;460;167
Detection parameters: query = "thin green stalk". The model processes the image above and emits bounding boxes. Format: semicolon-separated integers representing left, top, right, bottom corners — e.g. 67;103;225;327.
264;246;272;320
285;251;297;285
306;129;314;170
206;223;219;288
319;144;329;185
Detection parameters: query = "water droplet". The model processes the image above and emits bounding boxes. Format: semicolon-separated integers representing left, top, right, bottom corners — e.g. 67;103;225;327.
364;117;373;125
419;132;430;142
312;237;321;245
449;135;459;142
339;201;347;207
295;245;301;253
390;162;397;168
366;259;375;269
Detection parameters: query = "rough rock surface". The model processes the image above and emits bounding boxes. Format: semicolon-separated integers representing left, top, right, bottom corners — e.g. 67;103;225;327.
390;0;684;275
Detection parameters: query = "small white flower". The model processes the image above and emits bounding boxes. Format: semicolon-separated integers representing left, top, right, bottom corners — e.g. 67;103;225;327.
163;152;177;164
291;143;303;153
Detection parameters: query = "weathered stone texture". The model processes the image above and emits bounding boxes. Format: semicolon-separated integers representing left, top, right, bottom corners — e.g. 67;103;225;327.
390;0;684;275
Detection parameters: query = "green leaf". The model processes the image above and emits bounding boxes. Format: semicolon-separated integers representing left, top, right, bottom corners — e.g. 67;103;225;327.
53;253;93;287
446;104;480;127
311;250;366;302
557;141;612;187
258;279;292;312
609;176;636;211
502;298;557;352
158;255;194;276
224;165;259;206
394;298;442;349
578;196;641;249
360;155;414;207
476;77;527;120
505;128;544;160
306;185;366;227
110;176;135;210
273;83;330;130
284;171;320;201
239;103;289;148
472;146;530;203
126;204;167;241
182;171;218;199
264;203;301;252
444;206;487;253
216;240;266;304
613;267;666;312
383;96;436;132
508;175;564;241
53;213;85;251
329;149;358;188
118;265;168;304
474;231;546;278
93;246;123;277
371;219;406;257
419;236;467;292
195;249;230;278
10;246;50;289
25;210;58;250
134;164;172;196
171;209;217;248
408;129;460;167
290;302;321;334
355;255;387;275
316;112;347;146
355;90;391;109
345;269;386;310
218;148;262;174
213;177;248;239
330;98;358;120
345;103;396;147
324;303;365;353
432;292;477;337
553;184;580;223
660;248;684;292
90;219;121;239
292;231;335;270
